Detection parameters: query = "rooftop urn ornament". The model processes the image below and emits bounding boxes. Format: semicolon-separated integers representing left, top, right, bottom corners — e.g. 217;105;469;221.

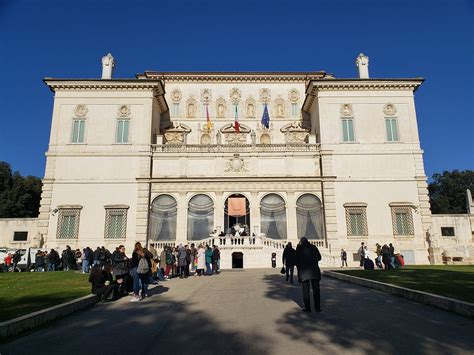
101;53;115;79
355;53;369;79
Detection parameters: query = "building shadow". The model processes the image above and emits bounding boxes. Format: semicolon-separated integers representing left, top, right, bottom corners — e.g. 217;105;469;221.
263;270;474;354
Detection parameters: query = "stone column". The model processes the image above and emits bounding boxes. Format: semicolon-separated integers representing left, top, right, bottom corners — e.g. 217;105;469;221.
250;192;260;236
176;192;188;244
287;192;298;242
215;192;225;235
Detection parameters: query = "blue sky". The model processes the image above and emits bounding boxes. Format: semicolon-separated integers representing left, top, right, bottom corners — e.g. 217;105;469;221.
0;0;472;178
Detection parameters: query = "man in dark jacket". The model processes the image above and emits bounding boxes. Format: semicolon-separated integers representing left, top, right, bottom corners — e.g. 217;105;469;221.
295;237;322;312
282;242;296;283
111;245;129;296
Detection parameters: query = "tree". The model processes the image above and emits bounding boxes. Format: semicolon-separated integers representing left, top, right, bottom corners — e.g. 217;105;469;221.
428;170;474;214
0;162;42;218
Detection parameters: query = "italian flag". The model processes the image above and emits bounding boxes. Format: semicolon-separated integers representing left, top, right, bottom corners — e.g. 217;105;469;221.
234;105;240;132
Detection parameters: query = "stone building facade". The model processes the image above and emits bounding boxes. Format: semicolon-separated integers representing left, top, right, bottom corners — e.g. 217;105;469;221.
2;53;472;267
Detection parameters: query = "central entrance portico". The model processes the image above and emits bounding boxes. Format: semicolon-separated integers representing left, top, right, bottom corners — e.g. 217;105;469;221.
224;193;250;235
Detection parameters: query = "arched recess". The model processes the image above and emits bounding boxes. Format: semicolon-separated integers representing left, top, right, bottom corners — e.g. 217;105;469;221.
150;194;177;241
260;193;287;240
296;194;324;239
187;194;214;240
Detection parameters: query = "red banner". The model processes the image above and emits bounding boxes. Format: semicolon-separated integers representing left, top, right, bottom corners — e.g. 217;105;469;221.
228;198;246;217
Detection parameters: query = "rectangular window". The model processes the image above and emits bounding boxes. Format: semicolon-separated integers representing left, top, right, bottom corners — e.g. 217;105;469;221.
291;103;298;117
172;103;180;116
385;118;399;141
391;206;414;236
105;208;127;239
342;118;355;142
116;119;130;143
57;209;81;239
72;119;85;143
13;231;28;241
441;227;455;237
345;206;368;236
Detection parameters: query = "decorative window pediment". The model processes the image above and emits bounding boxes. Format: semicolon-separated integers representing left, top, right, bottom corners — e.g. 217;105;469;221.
163;122;191;144
220;123;251;144
280;121;310;144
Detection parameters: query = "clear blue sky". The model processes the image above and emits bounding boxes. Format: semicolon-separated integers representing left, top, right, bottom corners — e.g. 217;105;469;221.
0;0;472;178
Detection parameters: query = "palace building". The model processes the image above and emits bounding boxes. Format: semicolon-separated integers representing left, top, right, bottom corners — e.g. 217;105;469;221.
4;53;472;268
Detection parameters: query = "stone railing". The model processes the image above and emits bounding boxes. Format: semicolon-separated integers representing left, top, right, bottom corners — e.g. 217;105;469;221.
151;143;320;153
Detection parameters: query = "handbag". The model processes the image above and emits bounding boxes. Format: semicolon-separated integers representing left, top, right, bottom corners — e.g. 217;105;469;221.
280;266;286;274
137;257;149;274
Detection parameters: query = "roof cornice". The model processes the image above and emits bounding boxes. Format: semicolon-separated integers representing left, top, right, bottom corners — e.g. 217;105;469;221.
137;71;331;83
43;79;168;113
303;78;424;112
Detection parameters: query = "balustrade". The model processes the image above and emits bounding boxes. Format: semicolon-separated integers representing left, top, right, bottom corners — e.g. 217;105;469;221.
151;143;320;154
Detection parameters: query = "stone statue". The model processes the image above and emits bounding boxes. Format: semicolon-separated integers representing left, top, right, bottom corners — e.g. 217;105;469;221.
218;104;225;118
188;103;195;117
216;131;222;145
247;104;255;118
251;130;256;145
277;104;284;117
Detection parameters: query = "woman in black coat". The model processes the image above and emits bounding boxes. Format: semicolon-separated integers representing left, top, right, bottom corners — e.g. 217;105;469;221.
295;237;322;312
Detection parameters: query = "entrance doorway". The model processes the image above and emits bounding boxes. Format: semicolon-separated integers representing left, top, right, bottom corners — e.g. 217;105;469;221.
232;252;244;269
224;194;250;235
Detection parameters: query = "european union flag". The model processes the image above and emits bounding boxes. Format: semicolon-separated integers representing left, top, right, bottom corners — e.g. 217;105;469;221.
261;103;270;128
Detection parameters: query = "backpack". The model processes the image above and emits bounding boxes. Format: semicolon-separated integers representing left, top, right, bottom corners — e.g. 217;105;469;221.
137;257;149;274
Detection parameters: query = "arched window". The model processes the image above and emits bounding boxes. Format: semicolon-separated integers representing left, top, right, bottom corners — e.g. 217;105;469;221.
187;194;214;240
150;194;177;241
296;194;324;240
260;194;287;239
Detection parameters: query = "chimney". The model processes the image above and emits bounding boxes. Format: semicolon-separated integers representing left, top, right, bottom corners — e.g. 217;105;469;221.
101;53;115;79
355;53;369;79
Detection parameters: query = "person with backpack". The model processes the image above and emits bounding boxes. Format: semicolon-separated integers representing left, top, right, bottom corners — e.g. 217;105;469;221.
136;246;151;300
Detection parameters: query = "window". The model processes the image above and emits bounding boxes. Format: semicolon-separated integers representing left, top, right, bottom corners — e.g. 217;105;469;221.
345;205;368;236
385;117;399;141
150;195;177;241
296;194;324;239
72;119;85;143
291;103;298;117
13;231;28;241
116;119;130;143
391;206;414;236
341;118;355;142
172;103;180;116
441;227;455;237
104;207;128;239
260;194;287;240
187;194;214;241
57;208;81;239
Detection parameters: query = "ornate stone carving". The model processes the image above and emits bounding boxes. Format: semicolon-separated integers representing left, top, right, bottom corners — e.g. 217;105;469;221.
225;153;249;173
288;89;300;103
229;88;241;104
117;105;131;118
245;97;256;118
216;97;226;118
257;123;272;144
260;133;271;144
259;88;271;103
221;123;250;144
73;104;88;118
340;104;353;117
200;133;211;145
186;97;197;118
200;89;212;103
171;88;182;102
163;123;191;144
280;121;310;144
383;103;397;116
274;97;286;118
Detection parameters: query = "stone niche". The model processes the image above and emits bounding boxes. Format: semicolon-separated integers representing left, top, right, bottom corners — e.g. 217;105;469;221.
163;123;191;144
280;121;310;144
220;123;251;144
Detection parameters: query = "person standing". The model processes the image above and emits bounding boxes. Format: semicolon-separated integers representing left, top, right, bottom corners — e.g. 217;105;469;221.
48;249;59;271
4;253;12;272
82;247;90;273
136;247;151;300
381;244;391;270
212;245;220;274
159;247;167;278
340;249;348;267
357;242;365;268
205;245;213;275
197;244;206;276
190;243;197;275
296;237;322;313
389;243;396;268
282;242;296;283
112;245;129;296
130;242;142;302
35;251;45;272
177;244;187;279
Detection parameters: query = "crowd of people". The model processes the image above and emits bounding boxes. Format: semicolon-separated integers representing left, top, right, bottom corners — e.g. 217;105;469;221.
339;242;405;270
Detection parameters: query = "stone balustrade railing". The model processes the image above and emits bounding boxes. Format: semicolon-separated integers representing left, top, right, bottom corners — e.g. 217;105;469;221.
151;143;320;153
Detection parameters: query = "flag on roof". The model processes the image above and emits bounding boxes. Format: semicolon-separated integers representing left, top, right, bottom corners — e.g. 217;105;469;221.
206;104;213;131
234;105;240;132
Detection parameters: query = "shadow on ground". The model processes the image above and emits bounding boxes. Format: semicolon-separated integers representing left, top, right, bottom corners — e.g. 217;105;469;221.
263;272;474;354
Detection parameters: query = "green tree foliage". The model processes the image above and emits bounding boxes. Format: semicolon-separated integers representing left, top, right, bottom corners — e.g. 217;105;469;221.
0;162;42;218
428;170;474;214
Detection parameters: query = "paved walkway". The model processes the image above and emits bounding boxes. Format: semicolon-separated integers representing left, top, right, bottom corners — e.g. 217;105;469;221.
1;269;473;355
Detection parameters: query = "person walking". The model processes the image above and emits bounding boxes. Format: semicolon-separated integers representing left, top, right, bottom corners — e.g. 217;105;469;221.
296;237;322;313
340;249;348;267
282;242;296;283
136;247;151;300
